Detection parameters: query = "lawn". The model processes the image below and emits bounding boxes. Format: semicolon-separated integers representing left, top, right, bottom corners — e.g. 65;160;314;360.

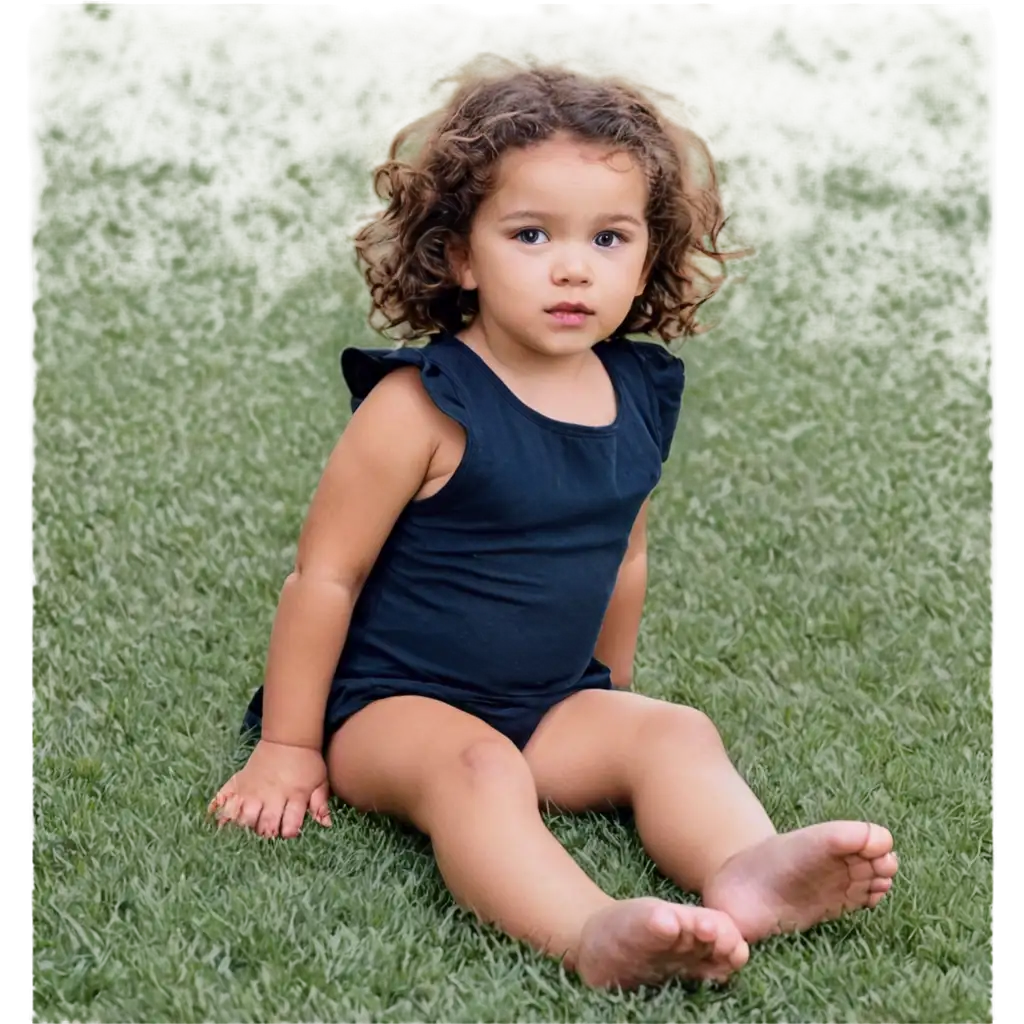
32;6;991;1022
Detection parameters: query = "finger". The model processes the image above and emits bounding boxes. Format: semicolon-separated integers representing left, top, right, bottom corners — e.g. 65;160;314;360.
310;783;332;827
280;798;307;839
207;780;237;815
237;797;263;831
256;797;287;839
216;793;243;828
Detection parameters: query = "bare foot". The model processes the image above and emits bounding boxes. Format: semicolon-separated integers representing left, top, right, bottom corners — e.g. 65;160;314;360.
702;821;898;943
573;898;749;990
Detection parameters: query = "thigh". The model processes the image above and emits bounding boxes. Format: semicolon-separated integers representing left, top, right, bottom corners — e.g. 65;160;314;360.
326;694;530;829
522;689;717;811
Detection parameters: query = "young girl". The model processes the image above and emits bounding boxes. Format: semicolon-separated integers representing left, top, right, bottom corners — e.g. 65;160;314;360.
209;55;898;991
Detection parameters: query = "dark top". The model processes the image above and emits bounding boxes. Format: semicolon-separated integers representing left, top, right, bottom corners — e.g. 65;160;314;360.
328;328;685;710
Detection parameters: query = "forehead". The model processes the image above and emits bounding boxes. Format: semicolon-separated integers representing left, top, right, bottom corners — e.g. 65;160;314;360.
487;136;647;214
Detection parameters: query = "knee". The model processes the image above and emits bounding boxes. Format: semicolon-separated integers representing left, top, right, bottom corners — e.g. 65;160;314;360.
638;704;724;753
438;737;537;798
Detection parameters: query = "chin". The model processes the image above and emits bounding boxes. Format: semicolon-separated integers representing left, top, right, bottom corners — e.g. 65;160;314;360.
531;333;601;356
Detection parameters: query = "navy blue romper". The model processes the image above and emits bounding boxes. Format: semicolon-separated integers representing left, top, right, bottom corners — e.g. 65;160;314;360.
242;328;684;752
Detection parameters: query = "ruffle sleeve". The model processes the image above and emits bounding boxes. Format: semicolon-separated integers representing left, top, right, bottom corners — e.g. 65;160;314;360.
629;341;685;462
340;343;469;431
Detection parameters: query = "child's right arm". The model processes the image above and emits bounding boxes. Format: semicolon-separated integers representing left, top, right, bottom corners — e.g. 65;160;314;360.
208;365;444;838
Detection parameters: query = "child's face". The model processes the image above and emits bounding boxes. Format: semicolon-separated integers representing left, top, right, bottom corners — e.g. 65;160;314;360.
451;132;651;357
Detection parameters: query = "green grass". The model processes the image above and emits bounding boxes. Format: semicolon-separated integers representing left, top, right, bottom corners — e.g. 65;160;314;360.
33;8;990;1022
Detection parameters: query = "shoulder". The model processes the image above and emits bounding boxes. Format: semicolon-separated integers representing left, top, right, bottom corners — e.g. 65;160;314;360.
348;364;440;424
617;338;685;394
342;340;449;403
340;338;470;433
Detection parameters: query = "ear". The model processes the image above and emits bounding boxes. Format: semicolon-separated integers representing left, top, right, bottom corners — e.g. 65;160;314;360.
448;237;477;291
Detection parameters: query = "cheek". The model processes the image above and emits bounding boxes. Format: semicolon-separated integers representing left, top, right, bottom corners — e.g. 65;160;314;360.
608;251;645;289
497;252;544;290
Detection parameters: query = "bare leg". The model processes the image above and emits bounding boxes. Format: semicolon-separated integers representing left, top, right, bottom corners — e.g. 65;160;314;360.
524;689;898;944
327;695;749;987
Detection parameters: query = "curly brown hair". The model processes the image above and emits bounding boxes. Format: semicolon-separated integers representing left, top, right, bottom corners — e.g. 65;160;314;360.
351;53;748;344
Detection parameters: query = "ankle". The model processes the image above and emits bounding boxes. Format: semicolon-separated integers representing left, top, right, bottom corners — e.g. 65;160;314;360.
562;898;617;971
702;832;780;895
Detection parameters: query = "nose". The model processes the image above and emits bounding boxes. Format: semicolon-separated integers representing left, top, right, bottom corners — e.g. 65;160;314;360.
551;244;592;286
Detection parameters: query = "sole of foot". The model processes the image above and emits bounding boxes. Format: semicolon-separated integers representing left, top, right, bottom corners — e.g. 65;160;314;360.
703;820;898;944
575;898;750;990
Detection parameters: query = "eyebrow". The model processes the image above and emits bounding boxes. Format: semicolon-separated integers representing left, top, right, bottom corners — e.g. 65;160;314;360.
498;210;645;228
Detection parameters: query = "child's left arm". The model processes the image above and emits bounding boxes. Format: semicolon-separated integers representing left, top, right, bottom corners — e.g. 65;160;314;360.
594;498;649;689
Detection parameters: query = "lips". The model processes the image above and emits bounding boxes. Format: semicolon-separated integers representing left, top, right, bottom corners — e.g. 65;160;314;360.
546;300;594;328
547;303;594;314
547;309;590;327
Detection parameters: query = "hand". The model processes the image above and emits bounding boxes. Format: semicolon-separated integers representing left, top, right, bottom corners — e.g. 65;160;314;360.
208;739;332;838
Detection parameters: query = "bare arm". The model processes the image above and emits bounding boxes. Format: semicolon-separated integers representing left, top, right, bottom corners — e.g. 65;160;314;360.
261;366;443;750
594;498;649;689
209;366;448;837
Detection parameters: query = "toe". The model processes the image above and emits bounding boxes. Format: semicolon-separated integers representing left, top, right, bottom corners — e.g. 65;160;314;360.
845;879;878;909
650;905;681;939
702;912;743;962
860;822;894;858
697;930;748;984
817;821;889;859
869;877;893;894
846;849;898;883
710;927;736;963
692;912;720;944
867;891;888;909
732;939;750;968
873;852;899;877
846;856;878;882
671;926;697;955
